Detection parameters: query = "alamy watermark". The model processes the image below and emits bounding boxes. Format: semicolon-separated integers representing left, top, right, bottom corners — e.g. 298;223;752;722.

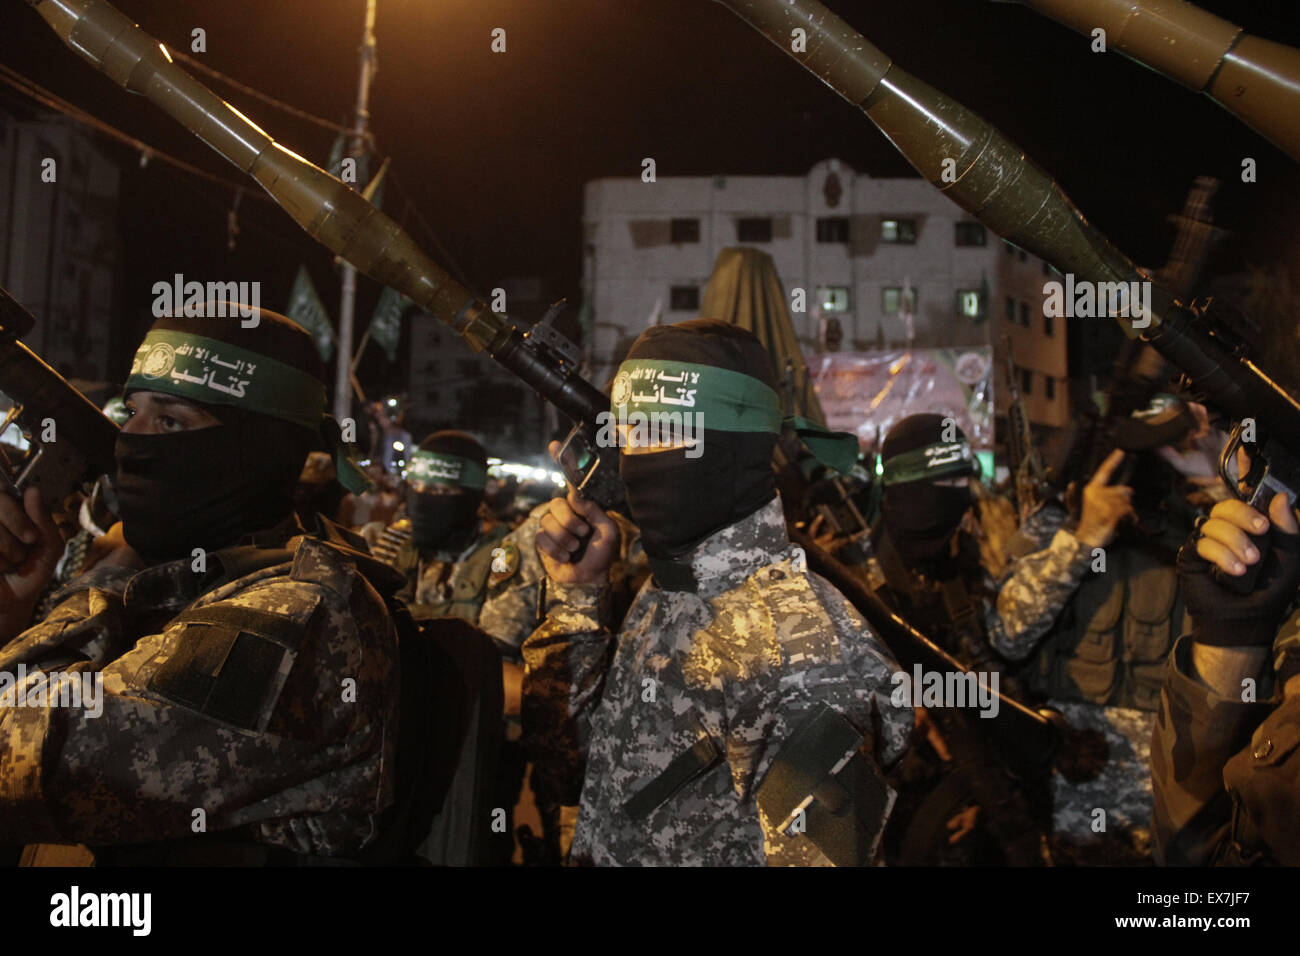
594;408;705;458
151;273;261;327
0;665;103;718
890;664;1000;719
1042;273;1151;329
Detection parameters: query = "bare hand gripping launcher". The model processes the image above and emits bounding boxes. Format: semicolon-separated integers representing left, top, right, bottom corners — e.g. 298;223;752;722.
19;0;624;521
0;287;119;505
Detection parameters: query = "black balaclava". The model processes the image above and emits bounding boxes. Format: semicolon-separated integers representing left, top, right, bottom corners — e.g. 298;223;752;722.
880;413;975;566
405;430;487;554
116;310;325;565
616;319;778;561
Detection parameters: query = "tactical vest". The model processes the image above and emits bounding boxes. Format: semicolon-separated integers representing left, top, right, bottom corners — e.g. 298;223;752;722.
1026;536;1184;712
383;520;508;623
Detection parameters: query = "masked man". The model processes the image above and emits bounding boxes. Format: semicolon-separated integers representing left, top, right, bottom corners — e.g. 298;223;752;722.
372;430;507;623
0;307;400;864
524;319;911;866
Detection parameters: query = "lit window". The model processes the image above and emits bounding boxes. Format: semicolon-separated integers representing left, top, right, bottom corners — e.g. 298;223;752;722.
956;289;983;318
881;219;917;244
820;286;851;313
881;287;916;315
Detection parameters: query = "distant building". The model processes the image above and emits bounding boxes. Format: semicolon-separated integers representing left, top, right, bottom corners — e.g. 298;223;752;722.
0;106;121;382
404;275;553;463
581;159;1068;431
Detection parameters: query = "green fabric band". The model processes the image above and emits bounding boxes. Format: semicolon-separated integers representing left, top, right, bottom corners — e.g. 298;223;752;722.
611;360;782;433
610;359;859;475
126;329;371;496
404;450;486;491
126;329;326;431
881;441;977;486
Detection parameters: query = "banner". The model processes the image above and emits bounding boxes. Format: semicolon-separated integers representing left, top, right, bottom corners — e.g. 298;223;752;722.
809;347;994;460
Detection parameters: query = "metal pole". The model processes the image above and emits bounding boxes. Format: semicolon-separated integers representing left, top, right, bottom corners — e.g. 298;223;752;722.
334;0;378;421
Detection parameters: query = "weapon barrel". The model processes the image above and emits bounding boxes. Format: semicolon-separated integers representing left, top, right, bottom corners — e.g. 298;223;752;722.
1009;0;1300;163
25;0;609;431
794;529;1057;770
713;0;1300;444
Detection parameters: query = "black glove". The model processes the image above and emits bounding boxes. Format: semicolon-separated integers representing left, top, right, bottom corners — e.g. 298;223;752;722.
1177;521;1300;646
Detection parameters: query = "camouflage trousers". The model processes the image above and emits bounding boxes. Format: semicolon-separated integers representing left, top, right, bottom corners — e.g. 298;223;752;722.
1048;700;1156;866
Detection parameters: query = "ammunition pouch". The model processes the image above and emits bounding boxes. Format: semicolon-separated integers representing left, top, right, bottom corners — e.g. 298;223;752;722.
754;702;893;867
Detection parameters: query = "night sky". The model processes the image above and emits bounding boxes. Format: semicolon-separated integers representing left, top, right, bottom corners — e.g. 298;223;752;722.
2;0;1299;391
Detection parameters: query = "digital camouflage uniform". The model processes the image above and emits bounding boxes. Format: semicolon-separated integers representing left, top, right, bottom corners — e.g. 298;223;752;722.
480;501;648;662
522;496;912;866
1152;610;1300;866
990;503;1188;863
0;515;398;860
374;517;507;624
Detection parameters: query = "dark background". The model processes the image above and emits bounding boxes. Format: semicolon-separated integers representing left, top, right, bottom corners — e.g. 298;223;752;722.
2;0;1298;393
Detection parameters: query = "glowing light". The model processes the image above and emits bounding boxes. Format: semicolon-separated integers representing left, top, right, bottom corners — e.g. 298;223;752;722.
158;43;173;63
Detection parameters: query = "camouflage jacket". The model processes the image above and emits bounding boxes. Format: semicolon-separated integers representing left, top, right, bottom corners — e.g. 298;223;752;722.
480;502;648;663
865;503;1092;668
0;515;399;859
376;519;507;623
521;496;912;866
1152;615;1300;866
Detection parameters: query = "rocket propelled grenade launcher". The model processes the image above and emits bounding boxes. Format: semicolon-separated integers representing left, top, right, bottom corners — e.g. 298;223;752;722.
1005;0;1300;164
22;0;623;511
714;0;1300;590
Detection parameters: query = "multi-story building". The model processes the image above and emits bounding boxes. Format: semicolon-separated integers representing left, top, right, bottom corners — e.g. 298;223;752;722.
404;275;552;463
581;159;1068;432
0;106;121;383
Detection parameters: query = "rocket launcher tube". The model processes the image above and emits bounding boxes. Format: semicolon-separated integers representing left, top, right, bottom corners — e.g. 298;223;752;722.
23;0;617;493
714;0;1300;433
1007;0;1300;163
26;0;504;350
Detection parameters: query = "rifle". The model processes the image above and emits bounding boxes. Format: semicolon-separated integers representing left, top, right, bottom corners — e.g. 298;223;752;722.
0;287;119;507
711;0;1300;596
1001;334;1047;521
18;0;624;522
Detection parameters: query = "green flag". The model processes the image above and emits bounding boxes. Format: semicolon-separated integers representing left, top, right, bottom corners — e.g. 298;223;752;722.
370;285;410;362
287;265;336;360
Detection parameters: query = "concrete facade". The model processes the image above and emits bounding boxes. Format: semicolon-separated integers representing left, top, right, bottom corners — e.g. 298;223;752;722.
0;107;121;382
581;159;1068;429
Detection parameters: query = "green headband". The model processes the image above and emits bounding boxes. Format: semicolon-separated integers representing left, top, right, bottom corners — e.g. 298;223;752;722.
405;450;487;491
127;329;326;430
611;358;859;475
881;440;977;486
126;329;372;496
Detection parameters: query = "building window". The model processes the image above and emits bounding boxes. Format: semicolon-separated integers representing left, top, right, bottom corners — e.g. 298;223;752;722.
670;285;699;311
1044;313;1054;337
737;217;772;242
1045;376;1056;400
956;289;983;318
820;286;852;313
1018;302;1030;327
816;217;850;243
881;287;916;315
1005;296;1016;321
955;222;986;247
670;218;700;243
881;218;917;244
1021;368;1033;395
